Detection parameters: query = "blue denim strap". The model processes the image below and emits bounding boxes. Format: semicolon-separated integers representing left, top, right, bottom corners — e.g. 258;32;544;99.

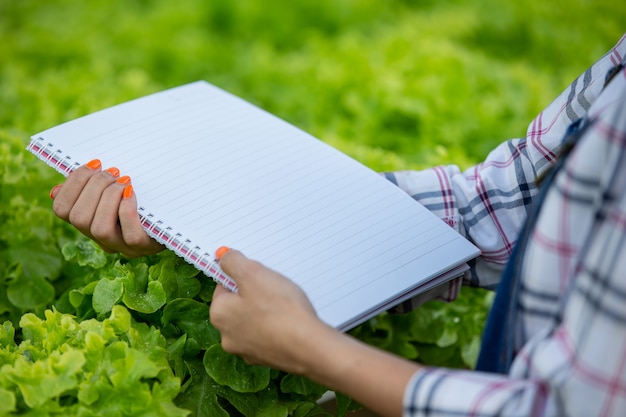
475;118;585;373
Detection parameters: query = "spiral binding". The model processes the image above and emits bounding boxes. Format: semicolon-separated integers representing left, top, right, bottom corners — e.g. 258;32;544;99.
27;137;81;177
26;136;238;292
137;208;238;292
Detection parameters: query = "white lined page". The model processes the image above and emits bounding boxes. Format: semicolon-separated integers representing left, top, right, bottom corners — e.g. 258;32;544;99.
29;81;479;330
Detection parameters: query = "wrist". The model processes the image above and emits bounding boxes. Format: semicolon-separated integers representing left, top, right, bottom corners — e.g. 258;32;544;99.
290;319;421;417
286;316;340;376
292;318;363;383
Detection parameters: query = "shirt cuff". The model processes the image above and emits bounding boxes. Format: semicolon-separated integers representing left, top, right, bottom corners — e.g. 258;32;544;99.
403;367;548;417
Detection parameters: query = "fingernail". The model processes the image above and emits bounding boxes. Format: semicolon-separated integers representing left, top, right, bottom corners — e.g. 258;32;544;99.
105;167;120;178
49;184;62;199
86;159;102;170
117;175;131;185
122;184;134;199
215;246;231;260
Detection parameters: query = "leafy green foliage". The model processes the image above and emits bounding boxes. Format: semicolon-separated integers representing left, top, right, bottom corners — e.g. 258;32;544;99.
203;344;271;393
0;306;189;416
0;134;76;325
1;0;624;415
52;241;330;415
350;288;493;369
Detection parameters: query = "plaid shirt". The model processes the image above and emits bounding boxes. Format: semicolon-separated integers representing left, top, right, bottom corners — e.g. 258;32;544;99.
384;34;626;417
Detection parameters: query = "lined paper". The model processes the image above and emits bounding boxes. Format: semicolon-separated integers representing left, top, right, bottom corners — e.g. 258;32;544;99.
28;81;479;330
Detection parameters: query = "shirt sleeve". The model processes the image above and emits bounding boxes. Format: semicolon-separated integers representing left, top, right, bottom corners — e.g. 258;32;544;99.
383;35;623;289
404;367;548;417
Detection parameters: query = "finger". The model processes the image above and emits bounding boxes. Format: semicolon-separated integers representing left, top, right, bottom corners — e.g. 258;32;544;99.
89;176;129;252
219;249;274;296
52;159;102;220
49;184;62;199
67;168;120;236
211;248;240;302
209;276;243;331
218;249;249;282
211;283;232;304
117;184;165;256
215;247;249;292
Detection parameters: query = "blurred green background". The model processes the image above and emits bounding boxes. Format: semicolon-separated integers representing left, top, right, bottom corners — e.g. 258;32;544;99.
0;1;624;415
2;0;624;171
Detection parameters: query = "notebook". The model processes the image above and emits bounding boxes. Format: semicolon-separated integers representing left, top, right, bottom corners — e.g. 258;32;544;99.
27;81;479;331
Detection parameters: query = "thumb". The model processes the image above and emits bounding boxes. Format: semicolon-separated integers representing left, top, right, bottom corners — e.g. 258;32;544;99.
218;248;249;282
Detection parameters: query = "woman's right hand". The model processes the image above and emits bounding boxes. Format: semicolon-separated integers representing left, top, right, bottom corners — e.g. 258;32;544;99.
50;158;164;258
210;248;323;373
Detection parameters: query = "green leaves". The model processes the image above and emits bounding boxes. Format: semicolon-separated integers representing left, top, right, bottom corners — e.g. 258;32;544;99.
7;242;62;283
123;279;167;314
92;276;124;313
49;245;328;415
0;137;71;322
88;252;208;316
0;387;16;414
162;298;220;350
88;260;166;315
280;374;327;398
120;262;167;314
5;349;86;408
151;252;202;300
350;287;492;369
203;344;271;393
62;240;108;269
5;268;55;310
175;360;229;417
0;307;189;416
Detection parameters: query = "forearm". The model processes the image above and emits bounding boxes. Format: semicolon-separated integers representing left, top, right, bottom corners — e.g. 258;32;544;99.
297;318;421;417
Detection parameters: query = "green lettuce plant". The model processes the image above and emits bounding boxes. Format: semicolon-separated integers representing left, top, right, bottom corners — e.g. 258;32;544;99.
0;305;188;416
60;242;331;417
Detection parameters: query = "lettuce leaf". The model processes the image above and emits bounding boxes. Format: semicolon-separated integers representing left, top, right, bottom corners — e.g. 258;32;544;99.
0;307;189;416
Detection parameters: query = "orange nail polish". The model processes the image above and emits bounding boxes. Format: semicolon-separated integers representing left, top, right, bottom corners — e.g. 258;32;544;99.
86;159;102;170
105;167;120;177
215;246;231;260
122;184;134;199
117;175;131;185
49;184;62;199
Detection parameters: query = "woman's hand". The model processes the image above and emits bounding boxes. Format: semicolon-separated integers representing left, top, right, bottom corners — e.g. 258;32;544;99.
50;158;164;258
209;248;421;417
209;248;325;374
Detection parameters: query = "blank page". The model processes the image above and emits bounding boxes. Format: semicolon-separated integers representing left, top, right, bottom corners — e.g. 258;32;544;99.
28;81;479;330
